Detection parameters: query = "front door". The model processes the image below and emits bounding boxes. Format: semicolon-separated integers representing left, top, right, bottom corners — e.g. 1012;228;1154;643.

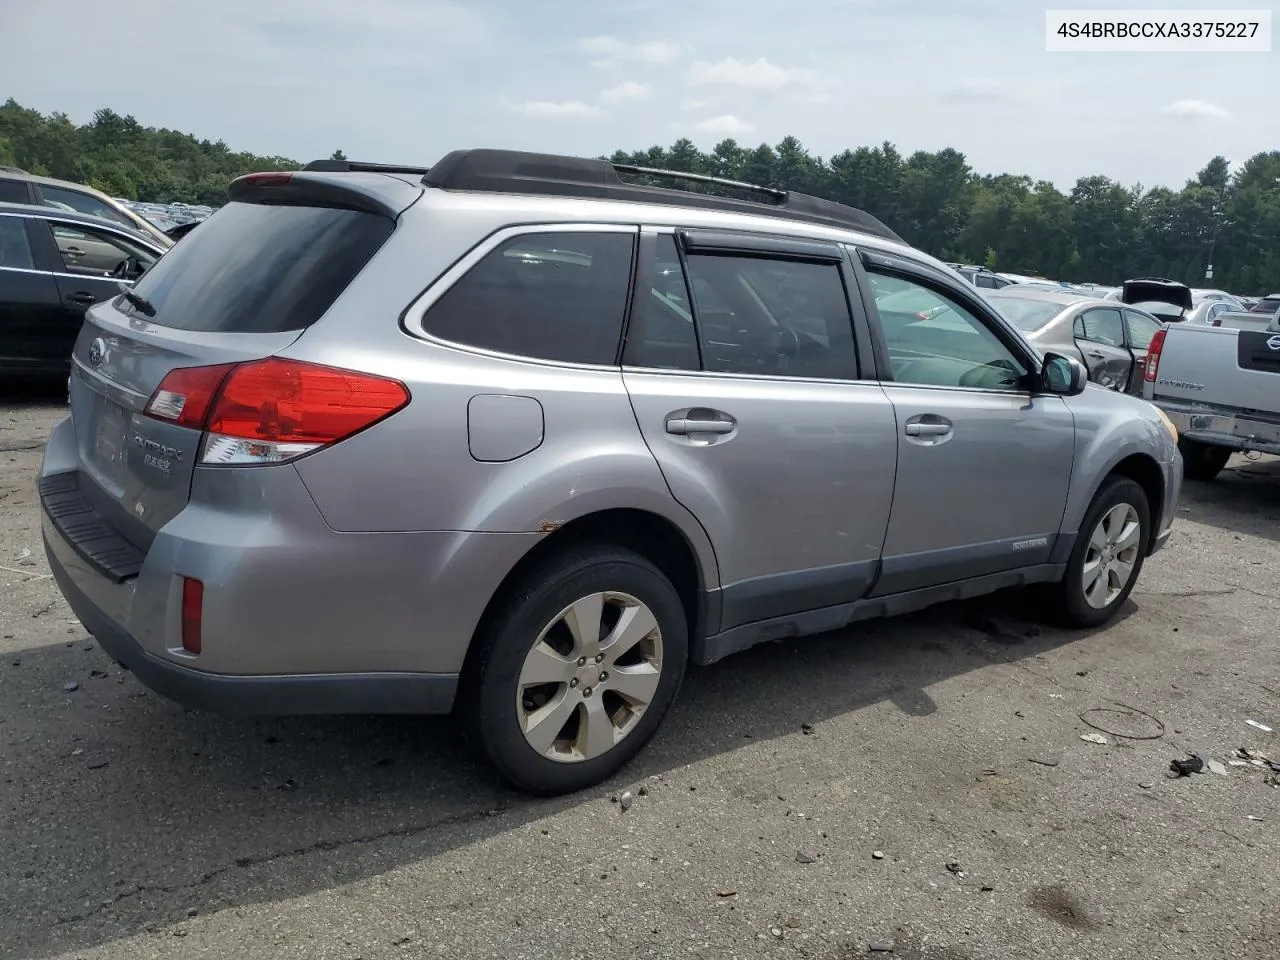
1073;306;1132;390
622;229;899;631
860;258;1076;595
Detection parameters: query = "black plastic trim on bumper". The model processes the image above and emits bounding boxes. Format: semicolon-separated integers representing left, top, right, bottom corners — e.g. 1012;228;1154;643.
38;472;144;583
45;536;459;717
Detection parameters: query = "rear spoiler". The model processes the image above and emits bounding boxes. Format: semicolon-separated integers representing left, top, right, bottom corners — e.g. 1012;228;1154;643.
226;171;421;218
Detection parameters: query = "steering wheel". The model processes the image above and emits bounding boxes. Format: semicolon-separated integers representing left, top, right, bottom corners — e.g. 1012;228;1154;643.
110;256;139;280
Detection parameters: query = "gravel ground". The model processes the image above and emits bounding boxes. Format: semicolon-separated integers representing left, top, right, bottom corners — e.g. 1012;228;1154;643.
1;392;1277;960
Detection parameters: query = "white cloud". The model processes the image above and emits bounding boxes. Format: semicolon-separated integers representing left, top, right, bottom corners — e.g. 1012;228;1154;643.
589;58;616;71
600;81;651;105
693;114;756;136
579;36;684;65
505;99;606;119
687;56;826;93
941;77;1015;105
1160;98;1231;121
681;99;713;111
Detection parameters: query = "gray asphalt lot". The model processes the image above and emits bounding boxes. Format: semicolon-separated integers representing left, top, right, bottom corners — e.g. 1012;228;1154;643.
2;391;1277;960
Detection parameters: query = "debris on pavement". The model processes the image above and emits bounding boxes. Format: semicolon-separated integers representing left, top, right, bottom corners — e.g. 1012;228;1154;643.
619;790;634;812
61;681;78;693
872;850;885;860
1248;815;1263;822
769;926;783;938
868;941;895;953
1080;733;1109;745
15;547;34;566
85;757;109;770
1232;748;1280;772
1028;757;1060;767
1079;704;1166;740
1245;719;1273;733
795;850;816;864
1207;759;1229;777
1169;755;1205;777
716;889;737;898
945;862;966;877
801;723;815;735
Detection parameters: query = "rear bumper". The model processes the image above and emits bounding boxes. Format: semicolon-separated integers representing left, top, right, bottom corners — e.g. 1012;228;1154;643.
1159;401;1280;456
38;415;540;716
45;537;458;717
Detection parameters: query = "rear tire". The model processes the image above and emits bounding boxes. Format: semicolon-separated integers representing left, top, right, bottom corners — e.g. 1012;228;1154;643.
458;544;688;796
1178;438;1231;482
1048;476;1150;629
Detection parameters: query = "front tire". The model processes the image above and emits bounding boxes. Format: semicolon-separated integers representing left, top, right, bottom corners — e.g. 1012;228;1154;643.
459;544;688;796
1049;476;1150;629
1178;438;1231;482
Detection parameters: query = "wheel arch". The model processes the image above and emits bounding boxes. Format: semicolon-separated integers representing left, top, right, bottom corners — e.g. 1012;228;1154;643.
1074;453;1165;552
460;507;717;682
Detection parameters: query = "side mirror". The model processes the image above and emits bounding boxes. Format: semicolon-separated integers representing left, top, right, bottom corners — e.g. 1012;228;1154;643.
1041;352;1088;396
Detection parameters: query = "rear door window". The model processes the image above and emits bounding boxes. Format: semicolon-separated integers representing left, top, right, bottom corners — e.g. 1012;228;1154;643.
1076;308;1125;346
422;230;636;365
0;216;36;269
126;201;394;332
0;178;31;204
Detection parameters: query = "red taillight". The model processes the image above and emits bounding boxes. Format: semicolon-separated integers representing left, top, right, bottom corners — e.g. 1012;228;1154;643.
144;363;237;427
144;358;409;465
1144;328;1167;383
181;577;203;654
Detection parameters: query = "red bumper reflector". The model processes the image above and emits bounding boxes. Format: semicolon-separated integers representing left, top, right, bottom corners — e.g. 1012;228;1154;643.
181;577;204;654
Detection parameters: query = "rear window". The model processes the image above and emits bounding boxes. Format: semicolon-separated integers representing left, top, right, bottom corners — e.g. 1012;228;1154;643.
421;231;635;365
126;201;393;332
988;297;1068;332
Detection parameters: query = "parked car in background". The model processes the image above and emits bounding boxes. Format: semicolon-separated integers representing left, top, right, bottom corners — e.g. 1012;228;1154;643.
1144;309;1280;480
1190;288;1246;311
38;149;1182;795
1120;278;1191;325
1185;299;1237;326
1247;293;1280;315
0;169;173;249
952;264;1018;290
984;286;1163;394
0;202;164;378
163;220;202;242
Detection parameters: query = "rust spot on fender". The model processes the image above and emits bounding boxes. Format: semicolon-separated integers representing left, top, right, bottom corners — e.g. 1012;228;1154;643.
537;520;564;534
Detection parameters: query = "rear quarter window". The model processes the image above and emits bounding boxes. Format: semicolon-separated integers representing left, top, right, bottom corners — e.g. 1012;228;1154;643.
421;230;636;365
126;201;394;333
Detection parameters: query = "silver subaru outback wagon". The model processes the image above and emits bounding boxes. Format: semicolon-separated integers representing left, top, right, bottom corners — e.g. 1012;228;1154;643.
39;149;1183;795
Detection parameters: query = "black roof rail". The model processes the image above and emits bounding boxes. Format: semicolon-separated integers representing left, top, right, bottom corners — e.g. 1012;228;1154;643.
420;149;903;243
302;159;432;175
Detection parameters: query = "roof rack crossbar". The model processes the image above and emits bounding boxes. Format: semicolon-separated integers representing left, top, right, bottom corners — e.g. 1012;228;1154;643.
302;159;432;175
612;163;787;201
418;149;904;244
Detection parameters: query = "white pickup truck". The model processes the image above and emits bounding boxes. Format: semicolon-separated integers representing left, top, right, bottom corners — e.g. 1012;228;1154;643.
1143;315;1280;480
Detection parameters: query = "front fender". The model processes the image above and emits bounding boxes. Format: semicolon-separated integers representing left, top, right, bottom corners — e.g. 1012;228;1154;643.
1059;388;1177;534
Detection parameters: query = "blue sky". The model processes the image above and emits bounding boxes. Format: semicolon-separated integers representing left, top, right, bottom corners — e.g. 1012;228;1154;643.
3;0;1277;190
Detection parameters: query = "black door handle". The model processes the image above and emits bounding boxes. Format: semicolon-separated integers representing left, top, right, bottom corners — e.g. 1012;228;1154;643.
67;291;99;304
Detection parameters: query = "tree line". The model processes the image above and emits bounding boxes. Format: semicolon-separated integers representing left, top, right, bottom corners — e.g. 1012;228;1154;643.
3;98;1278;292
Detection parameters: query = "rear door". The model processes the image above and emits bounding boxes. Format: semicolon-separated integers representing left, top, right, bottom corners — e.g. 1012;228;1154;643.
62;188;401;551
858;250;1074;592
622;228;898;631
0;213;67;372
1121;309;1163;393
1072;306;1131;390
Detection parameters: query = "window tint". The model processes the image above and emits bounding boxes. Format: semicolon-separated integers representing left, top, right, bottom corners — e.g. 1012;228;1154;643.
129;201;393;333
0;216;35;269
0;178;30;204
975;274;997;288
680;251;857;379
37;184;135;230
1124;310;1162;350
626;234;701;371
49;221;158;277
869;271;1028;391
424;231;635;365
1076;308;1124;346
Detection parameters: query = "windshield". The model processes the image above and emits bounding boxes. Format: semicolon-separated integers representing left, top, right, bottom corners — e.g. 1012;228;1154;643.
988;297;1069;332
